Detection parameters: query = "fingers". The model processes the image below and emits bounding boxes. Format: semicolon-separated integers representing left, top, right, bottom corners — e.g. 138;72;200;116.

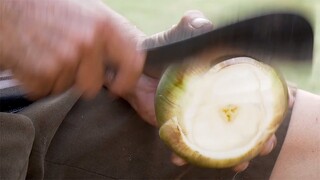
51;63;77;96
50;43;79;95
169;135;277;173
260;134;277;156
179;10;214;35
171;152;249;172
110;50;145;96
3;0;146;100
12;53;60;100
142;10;213;49
171;153;187;166
233;161;250;172
121;9;214;143
232;134;277;172
75;44;104;99
103;44;145;97
102;15;146;96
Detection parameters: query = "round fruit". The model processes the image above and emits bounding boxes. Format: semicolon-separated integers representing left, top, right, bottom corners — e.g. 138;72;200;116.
155;56;288;168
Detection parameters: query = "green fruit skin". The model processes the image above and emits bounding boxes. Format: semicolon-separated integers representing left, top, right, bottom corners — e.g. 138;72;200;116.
155;57;289;168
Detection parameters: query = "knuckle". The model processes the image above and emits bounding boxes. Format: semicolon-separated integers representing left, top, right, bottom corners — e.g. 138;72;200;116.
80;33;95;50
180;14;192;25
77;79;102;99
57;45;79;69
25;81;48;100
41;59;59;82
94;15;107;30
78;19;105;50
72;27;95;51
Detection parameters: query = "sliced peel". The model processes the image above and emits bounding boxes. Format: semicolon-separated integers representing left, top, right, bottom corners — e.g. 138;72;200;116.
155;57;288;168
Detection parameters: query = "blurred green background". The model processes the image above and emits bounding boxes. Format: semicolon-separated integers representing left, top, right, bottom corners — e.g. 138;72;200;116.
104;0;319;94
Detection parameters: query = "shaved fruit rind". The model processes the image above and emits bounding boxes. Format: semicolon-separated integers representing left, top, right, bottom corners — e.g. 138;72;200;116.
155;57;288;168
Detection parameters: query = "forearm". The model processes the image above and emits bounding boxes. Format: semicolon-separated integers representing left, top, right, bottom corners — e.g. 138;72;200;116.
271;89;320;179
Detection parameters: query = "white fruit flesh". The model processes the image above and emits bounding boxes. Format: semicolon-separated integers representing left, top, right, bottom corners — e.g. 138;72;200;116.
177;59;285;159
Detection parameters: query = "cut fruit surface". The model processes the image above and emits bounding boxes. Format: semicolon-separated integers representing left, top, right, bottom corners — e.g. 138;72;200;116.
155;57;288;168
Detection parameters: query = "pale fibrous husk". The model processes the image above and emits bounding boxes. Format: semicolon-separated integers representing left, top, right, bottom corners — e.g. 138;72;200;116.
155;56;288;168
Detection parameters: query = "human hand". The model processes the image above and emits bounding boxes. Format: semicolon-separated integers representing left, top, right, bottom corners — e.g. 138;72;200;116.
0;0;144;99
122;10;214;126
107;10;277;172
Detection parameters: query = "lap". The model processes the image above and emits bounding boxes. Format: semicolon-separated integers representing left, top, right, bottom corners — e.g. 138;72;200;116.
43;89;292;179
1;89;292;179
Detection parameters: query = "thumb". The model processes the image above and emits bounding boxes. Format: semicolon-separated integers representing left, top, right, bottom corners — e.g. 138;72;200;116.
142;10;213;49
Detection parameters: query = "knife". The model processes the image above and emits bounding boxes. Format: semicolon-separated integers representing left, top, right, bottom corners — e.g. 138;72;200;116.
143;12;313;78
0;12;314;112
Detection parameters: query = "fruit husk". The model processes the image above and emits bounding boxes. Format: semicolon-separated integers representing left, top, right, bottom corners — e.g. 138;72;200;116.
155;56;288;168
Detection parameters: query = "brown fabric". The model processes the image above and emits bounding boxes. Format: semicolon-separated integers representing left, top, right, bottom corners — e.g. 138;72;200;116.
0;90;79;180
0;113;34;180
21;91;80;179
0;89;291;179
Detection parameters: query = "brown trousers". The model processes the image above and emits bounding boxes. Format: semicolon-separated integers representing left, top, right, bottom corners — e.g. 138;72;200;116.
0;89;291;179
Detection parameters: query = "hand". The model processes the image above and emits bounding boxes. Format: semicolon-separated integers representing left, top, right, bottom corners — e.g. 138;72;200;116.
108;10;277;172
0;0;145;99
170;135;277;172
122;10;214;126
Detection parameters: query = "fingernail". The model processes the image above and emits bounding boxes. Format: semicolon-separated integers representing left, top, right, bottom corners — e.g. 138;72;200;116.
190;18;211;29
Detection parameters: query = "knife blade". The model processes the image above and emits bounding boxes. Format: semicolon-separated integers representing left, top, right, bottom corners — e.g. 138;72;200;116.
143;12;313;78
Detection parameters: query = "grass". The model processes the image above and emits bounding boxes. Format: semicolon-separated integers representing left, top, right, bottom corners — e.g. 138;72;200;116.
104;0;319;94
